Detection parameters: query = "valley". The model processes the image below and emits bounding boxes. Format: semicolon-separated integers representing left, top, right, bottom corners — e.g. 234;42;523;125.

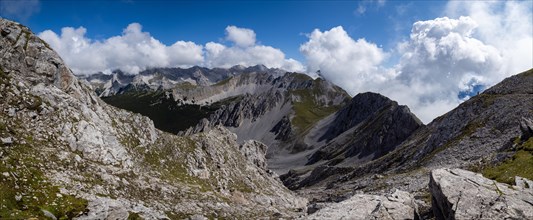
0;17;532;219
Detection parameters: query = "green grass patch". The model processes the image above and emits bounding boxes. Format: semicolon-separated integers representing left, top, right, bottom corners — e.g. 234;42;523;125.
288;72;313;81
482;137;533;185
214;76;233;86
175;81;197;91
103;90;244;134
23;30;30;51
291;88;340;134
522;68;533;77
138;136;213;192
127;211;143;220
0;142;88;219
288;75;348;135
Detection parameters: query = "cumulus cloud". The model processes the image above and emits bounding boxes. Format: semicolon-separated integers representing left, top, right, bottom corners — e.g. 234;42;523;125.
39;23;203;74
300;26;394;92
204;26;304;72
225;25;256;47
445;1;533;84
39;24;304;74
391;2;532;122
0;0;40;21
301;7;531;123
390;16;503;120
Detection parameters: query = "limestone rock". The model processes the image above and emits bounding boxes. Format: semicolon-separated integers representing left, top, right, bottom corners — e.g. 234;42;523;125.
429;168;533;220
1;137;13;145
0;18;307;219
305;189;417;220
239;140;268;170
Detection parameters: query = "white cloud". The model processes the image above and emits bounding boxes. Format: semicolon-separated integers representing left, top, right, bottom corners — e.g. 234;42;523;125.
39;24;304;74
39;23;203;74
355;0;386;15
356;5;366;15
392;16;503;114
204;42;305;72
445;1;533;84
300;26;394;96
225;25;256;47
301;9;530;123
203;26;305;72
0;0;40;21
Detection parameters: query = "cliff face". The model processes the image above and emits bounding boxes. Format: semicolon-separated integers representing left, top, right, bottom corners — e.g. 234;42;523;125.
0;18;306;219
308;92;422;165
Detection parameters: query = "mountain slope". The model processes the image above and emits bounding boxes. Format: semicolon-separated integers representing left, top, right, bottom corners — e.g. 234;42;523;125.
281;92;423;189
0;18;306;219
287;68;533;205
90;68;354;173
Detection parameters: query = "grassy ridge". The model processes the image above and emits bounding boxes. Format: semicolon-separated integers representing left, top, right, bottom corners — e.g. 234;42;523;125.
482;137;533;185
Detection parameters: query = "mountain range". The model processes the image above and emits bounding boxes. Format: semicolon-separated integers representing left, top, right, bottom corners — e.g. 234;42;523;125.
1;18;532;219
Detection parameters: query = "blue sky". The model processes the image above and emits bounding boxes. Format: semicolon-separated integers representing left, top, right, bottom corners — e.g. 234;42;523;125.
7;0;445;62
1;0;532;123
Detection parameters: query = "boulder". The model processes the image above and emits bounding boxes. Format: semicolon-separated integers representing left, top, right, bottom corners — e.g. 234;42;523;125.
306;189;417;220
430;168;533;220
1;137;13;145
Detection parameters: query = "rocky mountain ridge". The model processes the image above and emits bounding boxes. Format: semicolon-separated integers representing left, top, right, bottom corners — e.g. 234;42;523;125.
2;17;532;219
284;68;533;218
92;66;425;178
0;18;306;219
81;64;285;98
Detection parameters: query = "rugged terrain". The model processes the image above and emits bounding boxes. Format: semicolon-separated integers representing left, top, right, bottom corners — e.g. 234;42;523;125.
284;68;533;218
0;18;307;219
1;17;532;219
90;65;426;178
89;65;357;174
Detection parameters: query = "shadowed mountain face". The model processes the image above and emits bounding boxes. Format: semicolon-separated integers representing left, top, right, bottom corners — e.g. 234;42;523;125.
307;92;423;165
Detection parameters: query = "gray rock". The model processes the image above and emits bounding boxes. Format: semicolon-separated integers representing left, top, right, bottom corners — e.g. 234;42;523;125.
41;209;57;220
0;18;307;219
519;117;533;139
430;168;533;220
515;176;533;190
305;189;417;220
1;137;13;145
239;140;268;169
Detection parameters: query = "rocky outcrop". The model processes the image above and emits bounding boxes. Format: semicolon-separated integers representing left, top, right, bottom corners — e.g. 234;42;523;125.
239;140;268;170
430;168;533;220
0;18;306;219
520;117;533;140
308;92;422;165
306;189;418;220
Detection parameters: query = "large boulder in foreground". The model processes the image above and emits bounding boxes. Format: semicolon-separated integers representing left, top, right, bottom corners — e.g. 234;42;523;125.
430;168;533;220
306;189;418;220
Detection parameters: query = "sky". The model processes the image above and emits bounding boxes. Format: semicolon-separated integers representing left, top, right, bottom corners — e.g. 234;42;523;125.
1;0;532;123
